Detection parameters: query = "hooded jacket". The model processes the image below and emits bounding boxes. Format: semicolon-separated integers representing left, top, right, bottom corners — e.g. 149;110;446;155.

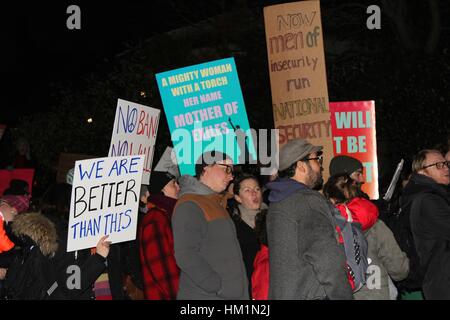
11;212;58;257
41;211;116;300
172;175;248;300
3;213;61;299
401;173;450;299
266;178;353;300
336;197;409;300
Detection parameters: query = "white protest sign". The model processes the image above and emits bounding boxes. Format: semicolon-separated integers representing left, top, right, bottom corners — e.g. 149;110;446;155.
67;155;144;252
109;99;160;184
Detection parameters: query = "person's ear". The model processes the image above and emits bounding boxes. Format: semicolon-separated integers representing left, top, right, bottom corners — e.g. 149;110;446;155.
204;165;212;173
234;194;242;204
297;160;307;173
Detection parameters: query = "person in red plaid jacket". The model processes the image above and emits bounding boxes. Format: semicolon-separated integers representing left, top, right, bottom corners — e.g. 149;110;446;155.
139;170;180;299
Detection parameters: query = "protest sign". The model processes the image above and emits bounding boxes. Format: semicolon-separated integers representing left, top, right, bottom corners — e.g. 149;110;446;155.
109;99;160;184
67;155;144;252
156;57;257;176
0;169;34;196
264;0;333;176
330;101;379;199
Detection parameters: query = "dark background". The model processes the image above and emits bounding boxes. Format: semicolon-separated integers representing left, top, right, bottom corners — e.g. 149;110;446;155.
1;0;449;196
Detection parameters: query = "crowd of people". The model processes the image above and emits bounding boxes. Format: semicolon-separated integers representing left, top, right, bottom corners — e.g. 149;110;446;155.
0;137;449;300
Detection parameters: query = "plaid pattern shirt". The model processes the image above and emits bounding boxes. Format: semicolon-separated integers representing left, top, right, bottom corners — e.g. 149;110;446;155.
138;196;180;300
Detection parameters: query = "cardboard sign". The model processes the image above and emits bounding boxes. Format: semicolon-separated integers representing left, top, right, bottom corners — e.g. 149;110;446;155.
67;155;144;252
0;169;34;196
264;1;333;176
156;57;257;175
330;101;379;199
109;99;160;184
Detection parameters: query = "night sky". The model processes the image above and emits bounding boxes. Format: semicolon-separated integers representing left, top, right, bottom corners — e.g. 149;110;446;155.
2;0;449;134
2;0;239;124
1;0;448;197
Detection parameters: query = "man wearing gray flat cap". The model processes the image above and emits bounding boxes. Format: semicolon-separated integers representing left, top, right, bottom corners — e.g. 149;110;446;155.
266;138;353;300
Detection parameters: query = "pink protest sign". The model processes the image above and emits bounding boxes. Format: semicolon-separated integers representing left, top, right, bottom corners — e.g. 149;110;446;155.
330;101;379;199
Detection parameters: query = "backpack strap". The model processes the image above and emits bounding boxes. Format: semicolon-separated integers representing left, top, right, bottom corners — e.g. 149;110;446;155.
343;205;353;222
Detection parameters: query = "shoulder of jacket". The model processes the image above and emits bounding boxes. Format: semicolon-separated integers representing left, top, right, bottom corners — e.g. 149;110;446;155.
142;208;168;224
412;190;449;209
175;194;205;211
296;189;329;208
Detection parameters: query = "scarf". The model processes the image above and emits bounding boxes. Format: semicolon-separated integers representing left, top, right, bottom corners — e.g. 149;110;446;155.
238;203;268;229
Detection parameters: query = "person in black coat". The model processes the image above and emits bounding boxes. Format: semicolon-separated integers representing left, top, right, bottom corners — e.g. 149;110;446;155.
401;149;450;299
39;183;120;300
227;174;268;299
2;212;60;299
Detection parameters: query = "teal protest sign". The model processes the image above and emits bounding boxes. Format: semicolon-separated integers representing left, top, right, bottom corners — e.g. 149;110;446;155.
156;58;256;175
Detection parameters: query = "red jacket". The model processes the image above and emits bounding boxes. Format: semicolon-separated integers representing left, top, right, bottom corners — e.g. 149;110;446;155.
138;194;180;300
336;197;379;231
252;245;269;300
335;197;379;290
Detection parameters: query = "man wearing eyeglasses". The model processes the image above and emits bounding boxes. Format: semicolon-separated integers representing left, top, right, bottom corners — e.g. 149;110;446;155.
171;151;248;300
266;138;353;300
401;149;450;299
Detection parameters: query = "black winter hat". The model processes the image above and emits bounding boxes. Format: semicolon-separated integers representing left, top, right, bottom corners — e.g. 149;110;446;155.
195;150;231;178
148;171;176;194
329;155;363;176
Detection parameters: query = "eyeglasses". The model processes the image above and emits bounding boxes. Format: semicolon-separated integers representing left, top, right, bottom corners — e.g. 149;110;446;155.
303;155;323;166
422;161;449;170
216;163;234;175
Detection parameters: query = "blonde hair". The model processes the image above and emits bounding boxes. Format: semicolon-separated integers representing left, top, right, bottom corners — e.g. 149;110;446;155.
412;149;442;173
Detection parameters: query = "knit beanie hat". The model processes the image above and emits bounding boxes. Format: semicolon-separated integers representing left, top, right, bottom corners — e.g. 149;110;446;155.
1;195;30;214
149;171;176;194
195;150;232;178
329;155;363;176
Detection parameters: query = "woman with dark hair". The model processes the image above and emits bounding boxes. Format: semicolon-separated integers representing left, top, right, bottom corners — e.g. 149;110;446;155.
323;173;409;300
227;174;268;299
